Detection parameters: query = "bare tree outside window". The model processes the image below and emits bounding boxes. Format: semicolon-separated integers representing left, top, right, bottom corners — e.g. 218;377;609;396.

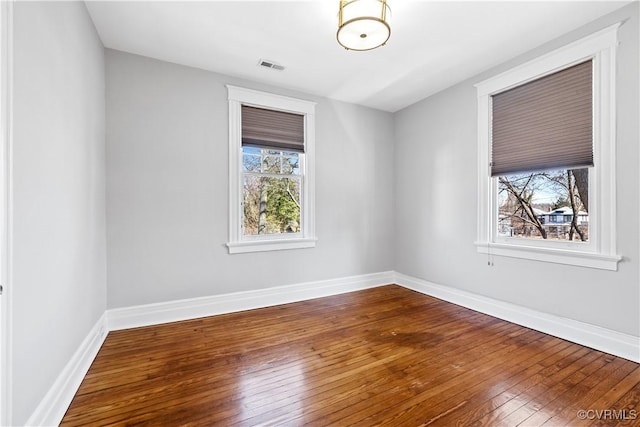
498;168;589;241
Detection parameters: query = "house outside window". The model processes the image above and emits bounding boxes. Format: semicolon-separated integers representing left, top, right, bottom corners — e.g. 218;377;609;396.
475;23;622;270
226;86;316;254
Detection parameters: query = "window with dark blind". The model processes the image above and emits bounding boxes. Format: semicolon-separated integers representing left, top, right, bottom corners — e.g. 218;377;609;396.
491;61;593;243
475;23;621;270
227;85;316;254
491;59;593;177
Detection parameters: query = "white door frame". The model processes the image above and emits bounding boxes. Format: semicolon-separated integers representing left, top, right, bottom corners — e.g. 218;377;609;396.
0;1;13;425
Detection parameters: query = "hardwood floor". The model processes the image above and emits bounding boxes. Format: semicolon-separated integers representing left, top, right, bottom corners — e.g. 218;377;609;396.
61;285;640;426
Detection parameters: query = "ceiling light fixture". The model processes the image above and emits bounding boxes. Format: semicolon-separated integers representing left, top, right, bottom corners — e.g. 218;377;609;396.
337;0;390;51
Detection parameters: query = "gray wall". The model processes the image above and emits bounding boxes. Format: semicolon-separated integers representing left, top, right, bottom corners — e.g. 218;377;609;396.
105;50;395;308
12;2;106;424
394;2;639;336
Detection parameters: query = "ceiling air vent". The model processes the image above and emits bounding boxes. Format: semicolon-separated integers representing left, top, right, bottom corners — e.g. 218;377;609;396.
258;59;285;71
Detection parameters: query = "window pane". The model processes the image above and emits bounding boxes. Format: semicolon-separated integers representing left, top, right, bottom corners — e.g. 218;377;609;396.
261;155;281;173
243;146;261;154
497;168;589;241
282;154;300;175
242;153;261;172
243;175;301;236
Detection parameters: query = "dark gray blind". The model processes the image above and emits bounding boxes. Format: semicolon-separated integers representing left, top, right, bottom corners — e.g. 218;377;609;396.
242;105;305;153
491;60;593;176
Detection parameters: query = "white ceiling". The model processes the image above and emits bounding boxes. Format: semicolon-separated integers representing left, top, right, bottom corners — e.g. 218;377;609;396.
85;0;632;112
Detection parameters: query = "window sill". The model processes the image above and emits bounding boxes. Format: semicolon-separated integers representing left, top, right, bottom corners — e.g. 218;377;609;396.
227;237;317;254
475;241;622;271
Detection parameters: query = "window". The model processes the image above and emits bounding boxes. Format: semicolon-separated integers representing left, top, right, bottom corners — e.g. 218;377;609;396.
226;86;316;254
475;23;622;270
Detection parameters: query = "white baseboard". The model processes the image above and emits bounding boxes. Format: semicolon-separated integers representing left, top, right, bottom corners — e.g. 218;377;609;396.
107;271;395;331
26;313;108;427
394;272;640;363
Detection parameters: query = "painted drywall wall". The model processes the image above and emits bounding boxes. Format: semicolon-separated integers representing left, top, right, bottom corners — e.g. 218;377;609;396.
105;49;395;308
11;2;106;424
394;2;639;337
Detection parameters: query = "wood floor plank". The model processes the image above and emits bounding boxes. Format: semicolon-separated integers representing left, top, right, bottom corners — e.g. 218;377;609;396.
567;366;640;427
520;356;635;426
212;309;503;425
286;322;526;425
487;352;613;426
231;310;510;422
538;359;639;426
410;339;586;426
241;320;517;426
60;285;640;427
592;376;640;427
344;331;552;426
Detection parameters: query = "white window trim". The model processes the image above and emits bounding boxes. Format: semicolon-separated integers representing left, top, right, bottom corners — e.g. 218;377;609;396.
475;23;622;271
226;85;316;254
